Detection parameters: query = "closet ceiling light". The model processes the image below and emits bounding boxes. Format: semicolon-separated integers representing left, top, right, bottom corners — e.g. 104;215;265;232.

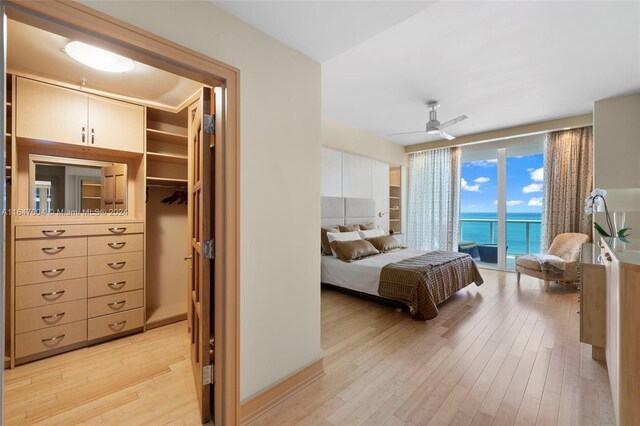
64;41;134;73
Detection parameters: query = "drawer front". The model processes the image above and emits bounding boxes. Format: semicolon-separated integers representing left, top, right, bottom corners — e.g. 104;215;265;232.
16;257;87;286
88;234;143;256
16;320;87;359
88;270;143;298
16;237;87;262
16;225;86;239
88;289;143;318
15;278;87;310
88;308;144;340
16;299;87;334
88;251;143;276
84;223;144;236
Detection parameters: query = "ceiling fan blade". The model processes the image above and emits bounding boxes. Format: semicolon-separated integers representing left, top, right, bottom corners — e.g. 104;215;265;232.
439;115;468;129
439;131;456;140
386;130;427;136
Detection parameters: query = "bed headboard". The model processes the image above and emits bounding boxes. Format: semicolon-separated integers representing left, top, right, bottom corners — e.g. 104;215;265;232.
321;196;375;228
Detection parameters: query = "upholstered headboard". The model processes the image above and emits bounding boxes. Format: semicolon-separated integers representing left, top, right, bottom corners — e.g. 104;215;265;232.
321;196;376;228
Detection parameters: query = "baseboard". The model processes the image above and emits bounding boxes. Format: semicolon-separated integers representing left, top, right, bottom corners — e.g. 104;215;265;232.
240;357;325;424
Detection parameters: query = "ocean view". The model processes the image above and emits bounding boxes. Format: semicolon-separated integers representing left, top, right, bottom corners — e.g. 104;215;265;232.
460;212;542;255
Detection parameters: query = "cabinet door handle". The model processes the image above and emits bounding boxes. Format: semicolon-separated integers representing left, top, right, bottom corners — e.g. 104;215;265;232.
41;290;65;298
108;227;126;234
42;246;65;255
82;126;85;143
41;312;65;321
107;261;126;269
604;253;612;262
108;320;127;329
41;334;65;344
108;242;126;249
107;281;126;289
42;229;65;237
42;268;65;276
107;300;126;309
91;128;95;144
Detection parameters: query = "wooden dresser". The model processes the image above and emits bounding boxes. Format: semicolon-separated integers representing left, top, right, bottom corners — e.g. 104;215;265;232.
578;243;606;361
13;221;144;364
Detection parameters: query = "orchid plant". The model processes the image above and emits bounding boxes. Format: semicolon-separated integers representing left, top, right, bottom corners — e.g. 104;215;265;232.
585;188;631;238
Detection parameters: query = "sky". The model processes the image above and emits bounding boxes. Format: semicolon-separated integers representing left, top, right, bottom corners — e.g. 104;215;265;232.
460;153;544;214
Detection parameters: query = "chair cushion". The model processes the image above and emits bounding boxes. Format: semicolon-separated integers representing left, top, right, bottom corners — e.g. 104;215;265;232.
548;233;589;261
516;255;542;271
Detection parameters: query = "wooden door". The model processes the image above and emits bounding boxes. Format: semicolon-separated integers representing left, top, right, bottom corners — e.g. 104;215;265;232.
100;164;127;213
187;87;214;423
16;77;87;146
88;95;144;153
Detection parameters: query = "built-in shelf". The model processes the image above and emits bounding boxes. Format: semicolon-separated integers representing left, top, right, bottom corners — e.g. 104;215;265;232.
146;302;187;330
147;176;188;186
390;219;400;222
389;166;402;234
146;128;188;145
389;184;401;188
4;355;9;369
82;196;101;200
147;151;188;164
82;183;101;187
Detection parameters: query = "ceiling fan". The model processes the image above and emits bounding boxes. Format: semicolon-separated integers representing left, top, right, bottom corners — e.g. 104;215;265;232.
388;101;468;140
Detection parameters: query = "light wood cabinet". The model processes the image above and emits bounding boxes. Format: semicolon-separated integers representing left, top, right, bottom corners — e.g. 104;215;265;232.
579;243;606;361
15;77;143;153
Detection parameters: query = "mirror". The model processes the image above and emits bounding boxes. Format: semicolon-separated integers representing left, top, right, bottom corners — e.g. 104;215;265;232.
30;155;127;214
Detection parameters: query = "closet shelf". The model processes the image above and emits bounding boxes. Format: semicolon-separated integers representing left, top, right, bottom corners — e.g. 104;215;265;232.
389;184;401;188
147;151;188;164
389;219;400;222
82;196;101;200
147;128;188;145
82;183;101;187
146;302;187;329
147;176;188;186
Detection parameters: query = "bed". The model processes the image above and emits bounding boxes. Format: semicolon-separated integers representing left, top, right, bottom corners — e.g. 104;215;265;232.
320;196;484;320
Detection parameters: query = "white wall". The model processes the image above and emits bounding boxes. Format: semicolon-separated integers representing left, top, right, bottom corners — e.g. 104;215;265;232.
80;0;322;401
321;148;389;231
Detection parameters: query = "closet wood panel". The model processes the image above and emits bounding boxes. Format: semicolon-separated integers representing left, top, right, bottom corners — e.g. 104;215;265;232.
88;270;143;298
15;321;87;359
15;278;87;310
88;289;143;318
88;251;143;276
15;77;87;146
88;234;143;256
16;257;87;286
88;308;144;340
88;95;144;153
15;299;87;334
16;236;87;262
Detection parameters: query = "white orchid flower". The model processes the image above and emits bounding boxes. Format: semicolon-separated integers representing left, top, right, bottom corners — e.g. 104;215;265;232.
591;188;607;198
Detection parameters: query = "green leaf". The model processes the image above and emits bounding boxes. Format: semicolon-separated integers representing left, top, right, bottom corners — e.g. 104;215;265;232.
594;222;611;237
617;227;632;237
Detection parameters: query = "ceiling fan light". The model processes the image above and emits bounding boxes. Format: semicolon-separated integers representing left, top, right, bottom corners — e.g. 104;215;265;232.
64;41;134;73
426;129;440;135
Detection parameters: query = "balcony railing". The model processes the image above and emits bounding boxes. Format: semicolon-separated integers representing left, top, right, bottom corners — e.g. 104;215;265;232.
459;218;542;256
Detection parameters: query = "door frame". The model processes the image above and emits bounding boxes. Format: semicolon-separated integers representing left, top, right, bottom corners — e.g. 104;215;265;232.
3;1;240;424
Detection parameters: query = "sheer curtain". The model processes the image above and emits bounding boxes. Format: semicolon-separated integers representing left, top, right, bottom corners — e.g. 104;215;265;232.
541;127;593;250
407;147;461;251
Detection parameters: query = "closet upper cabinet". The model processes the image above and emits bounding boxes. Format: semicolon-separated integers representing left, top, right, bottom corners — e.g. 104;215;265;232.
16;77;144;154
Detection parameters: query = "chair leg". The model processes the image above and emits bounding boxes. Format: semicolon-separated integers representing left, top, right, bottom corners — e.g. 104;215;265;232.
544;280;550;292
516;271;521;283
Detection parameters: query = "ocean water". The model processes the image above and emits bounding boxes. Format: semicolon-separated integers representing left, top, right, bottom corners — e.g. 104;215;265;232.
460;212;542;255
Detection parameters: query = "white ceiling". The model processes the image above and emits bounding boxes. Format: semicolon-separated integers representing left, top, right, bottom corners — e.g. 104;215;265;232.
214;1;640;147
7;20;202;111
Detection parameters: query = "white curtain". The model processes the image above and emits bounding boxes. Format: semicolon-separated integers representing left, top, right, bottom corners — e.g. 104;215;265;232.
407;147;461;251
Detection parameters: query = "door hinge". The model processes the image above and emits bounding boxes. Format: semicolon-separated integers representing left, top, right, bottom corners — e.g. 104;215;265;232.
203;364;214;385
203;239;215;260
204;114;215;135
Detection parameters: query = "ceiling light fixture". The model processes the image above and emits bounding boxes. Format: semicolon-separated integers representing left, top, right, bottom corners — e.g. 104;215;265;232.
64;41;134;73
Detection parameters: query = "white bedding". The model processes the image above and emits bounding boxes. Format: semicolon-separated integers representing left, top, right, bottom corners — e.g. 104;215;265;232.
321;248;426;296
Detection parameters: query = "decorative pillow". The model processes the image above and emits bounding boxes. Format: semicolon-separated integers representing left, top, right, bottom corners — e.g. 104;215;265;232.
359;223;375;230
330;240;380;263
367;235;405;253
358;228;385;239
338;224;360;232
321;226;340;256
326;231;361;257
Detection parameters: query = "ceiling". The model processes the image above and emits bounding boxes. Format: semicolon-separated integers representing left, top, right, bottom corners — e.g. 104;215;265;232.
7;20;202;111
214;1;640;147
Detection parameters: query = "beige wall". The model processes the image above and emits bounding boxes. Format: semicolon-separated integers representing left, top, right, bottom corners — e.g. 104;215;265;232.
80;1;323;401
322;117;408;166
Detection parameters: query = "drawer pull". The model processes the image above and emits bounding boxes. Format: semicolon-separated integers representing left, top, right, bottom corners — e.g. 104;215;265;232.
41;290;65;299
107;261;126;269
604;253;612;262
108;242;126;249
41;334;65;344
107;300;127;310
42;229;65;237
108;320;127;329
42;268;65;276
108;227;127;234
41;312;65;321
42;246;65;255
107;281;126;290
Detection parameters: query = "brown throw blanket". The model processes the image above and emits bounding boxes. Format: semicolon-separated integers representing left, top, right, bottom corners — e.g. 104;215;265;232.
379;251;484;320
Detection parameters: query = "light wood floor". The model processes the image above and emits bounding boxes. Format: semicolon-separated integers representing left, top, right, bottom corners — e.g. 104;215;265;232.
3;269;614;425
251;269;614;426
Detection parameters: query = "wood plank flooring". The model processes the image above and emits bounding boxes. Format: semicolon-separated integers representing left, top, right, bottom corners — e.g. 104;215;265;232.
3;269;614;425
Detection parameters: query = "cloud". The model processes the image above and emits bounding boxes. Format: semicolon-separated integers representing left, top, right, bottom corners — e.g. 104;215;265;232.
474;177;490;183
522;183;543;194
506;200;524;206
528;197;543;207
461;178;480;192
530;167;544;182
465;159;497;168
